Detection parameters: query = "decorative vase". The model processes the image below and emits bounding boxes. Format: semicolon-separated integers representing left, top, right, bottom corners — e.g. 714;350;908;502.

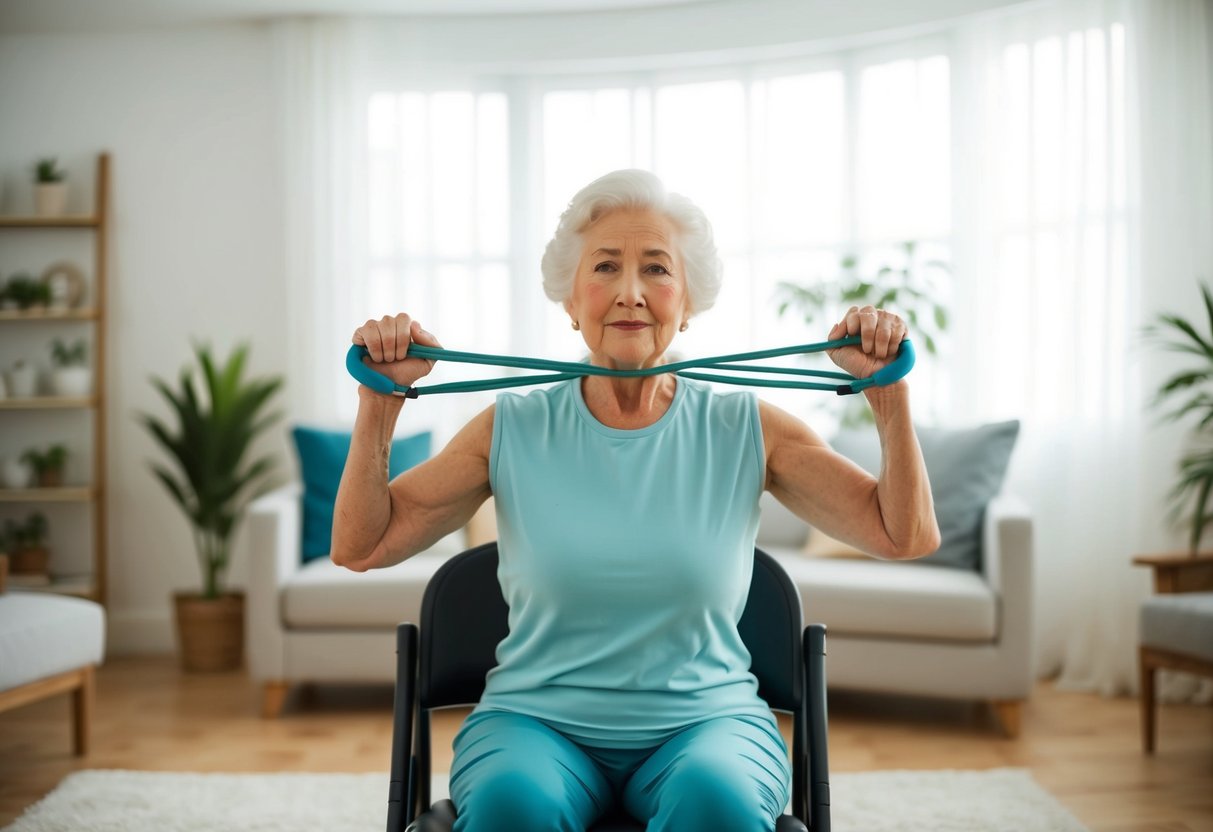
6;363;38;398
0;457;32;489
173;592;245;672
50;367;91;398
35;183;68;217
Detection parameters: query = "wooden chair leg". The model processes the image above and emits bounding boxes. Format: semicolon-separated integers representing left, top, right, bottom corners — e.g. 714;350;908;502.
262;680;290;719
1139;647;1156;754
71;665;94;756
990;699;1022;739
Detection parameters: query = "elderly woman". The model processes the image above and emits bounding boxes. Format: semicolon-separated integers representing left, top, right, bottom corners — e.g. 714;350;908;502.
333;169;939;832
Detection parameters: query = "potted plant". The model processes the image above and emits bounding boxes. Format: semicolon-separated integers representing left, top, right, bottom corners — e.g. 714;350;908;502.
50;338;91;397
4;512;50;577
776;240;951;427
21;444;68;488
137;342;284;672
1147;281;1213;554
4;274;49;311
34;157;67;217
5;359;38;398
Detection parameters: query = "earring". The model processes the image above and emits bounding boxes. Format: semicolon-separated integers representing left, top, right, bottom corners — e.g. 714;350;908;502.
679;321;689;332
571;320;580;331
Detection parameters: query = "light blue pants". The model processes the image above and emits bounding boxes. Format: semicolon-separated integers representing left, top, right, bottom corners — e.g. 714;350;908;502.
449;710;791;832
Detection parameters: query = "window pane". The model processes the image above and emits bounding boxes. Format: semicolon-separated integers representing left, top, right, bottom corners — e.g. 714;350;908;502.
760;72;846;248
856;56;951;241
431;92;476;258
655;81;747;252
477;94;510;258
543;89;635;235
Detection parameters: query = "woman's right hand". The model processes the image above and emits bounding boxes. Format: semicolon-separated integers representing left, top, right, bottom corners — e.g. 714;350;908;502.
352;314;443;391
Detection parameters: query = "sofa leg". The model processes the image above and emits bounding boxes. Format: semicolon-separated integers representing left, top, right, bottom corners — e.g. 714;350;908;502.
72;665;94;756
262;681;290;718
990;699;1022;738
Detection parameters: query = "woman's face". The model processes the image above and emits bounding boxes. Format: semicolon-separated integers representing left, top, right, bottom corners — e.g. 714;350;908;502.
564;207;691;371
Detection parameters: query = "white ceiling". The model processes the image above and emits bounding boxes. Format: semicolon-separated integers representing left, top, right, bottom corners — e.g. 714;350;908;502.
0;0;715;33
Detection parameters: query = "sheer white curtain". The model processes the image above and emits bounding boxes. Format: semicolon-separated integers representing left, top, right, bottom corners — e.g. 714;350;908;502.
274;18;374;428
950;0;1213;695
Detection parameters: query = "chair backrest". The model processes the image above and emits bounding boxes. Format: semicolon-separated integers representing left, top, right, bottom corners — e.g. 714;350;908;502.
417;542;804;712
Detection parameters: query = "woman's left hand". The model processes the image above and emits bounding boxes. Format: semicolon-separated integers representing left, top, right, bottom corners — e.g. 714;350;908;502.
825;305;909;381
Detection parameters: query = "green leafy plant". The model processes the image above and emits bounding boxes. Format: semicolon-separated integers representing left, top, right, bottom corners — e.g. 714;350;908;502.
3;512;48;551
776;241;951;427
1146;281;1213;554
34;158;65;184
51;338;88;367
137;343;285;599
21;445;68;481
776;241;951;354
4;274;49;310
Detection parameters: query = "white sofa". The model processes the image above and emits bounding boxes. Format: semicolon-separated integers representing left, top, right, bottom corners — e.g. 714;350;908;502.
246;483;1033;734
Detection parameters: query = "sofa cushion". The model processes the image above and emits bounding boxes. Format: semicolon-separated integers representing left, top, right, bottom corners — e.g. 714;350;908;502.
1140;592;1213;662
0;592;105;691
282;533;463;628
829;420;1019;571
768;548;997;642
291;426;432;562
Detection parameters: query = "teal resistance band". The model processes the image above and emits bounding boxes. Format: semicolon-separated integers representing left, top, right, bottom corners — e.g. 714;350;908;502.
346;336;915;399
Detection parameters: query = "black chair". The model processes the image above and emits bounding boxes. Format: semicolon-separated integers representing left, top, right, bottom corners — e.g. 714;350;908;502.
387;543;831;832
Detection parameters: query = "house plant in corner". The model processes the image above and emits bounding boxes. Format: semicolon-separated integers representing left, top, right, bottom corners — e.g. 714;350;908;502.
1147;281;1213;554
138;342;284;671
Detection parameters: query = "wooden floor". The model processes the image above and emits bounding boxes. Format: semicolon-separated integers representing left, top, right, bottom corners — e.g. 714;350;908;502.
1;657;1210;830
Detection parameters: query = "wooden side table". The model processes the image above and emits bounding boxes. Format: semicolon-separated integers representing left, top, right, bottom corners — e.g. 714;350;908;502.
1132;552;1213;594
1132;552;1213;753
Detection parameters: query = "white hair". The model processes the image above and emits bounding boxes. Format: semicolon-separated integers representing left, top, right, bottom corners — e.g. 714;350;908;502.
540;169;723;315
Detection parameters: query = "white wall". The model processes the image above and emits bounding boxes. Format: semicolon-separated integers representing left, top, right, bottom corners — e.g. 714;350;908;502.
0;24;288;653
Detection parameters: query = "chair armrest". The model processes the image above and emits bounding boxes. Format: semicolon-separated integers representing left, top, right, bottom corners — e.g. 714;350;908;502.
982;493;1035;689
246;483;303;681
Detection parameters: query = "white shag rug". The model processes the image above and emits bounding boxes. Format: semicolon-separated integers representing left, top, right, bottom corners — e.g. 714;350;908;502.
3;768;1088;832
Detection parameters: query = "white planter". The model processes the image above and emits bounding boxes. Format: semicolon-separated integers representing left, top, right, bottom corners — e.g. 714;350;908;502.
0;457;33;490
35;183;68;217
50;366;92;397
5;363;38;398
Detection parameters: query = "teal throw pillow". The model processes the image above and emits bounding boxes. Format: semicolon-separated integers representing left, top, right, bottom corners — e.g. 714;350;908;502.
829;420;1019;570
291;426;432;562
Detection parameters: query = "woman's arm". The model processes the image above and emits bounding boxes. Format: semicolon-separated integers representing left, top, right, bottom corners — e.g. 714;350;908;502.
761;306;941;560
330;313;493;572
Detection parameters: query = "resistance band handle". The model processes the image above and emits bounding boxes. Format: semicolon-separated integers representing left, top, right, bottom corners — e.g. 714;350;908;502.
835;338;916;395
346;344;419;398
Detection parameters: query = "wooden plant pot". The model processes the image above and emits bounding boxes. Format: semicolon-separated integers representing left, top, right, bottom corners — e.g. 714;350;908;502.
173;591;245;673
9;546;49;575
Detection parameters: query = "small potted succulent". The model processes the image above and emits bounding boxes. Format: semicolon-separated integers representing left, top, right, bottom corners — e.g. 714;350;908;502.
21;444;69;488
4;512;50;576
50;338;91;397
34;158;67;217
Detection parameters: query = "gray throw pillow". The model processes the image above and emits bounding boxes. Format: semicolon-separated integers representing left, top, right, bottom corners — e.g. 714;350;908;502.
828;420;1020;570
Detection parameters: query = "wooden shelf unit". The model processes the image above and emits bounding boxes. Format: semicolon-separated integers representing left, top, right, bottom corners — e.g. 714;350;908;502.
0;153;109;606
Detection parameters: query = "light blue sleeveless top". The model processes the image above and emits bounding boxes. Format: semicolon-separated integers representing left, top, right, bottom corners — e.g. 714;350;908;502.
473;375;774;748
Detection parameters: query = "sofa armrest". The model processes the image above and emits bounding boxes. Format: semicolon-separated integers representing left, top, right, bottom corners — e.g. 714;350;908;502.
983;493;1035;691
246;483;303;682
